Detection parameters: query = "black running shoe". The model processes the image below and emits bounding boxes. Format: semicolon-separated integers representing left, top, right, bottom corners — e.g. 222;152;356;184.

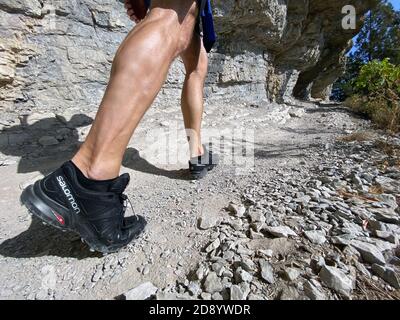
20;161;146;253
189;144;219;180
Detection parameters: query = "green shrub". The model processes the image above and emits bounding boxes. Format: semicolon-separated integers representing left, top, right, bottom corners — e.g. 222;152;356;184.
345;59;400;132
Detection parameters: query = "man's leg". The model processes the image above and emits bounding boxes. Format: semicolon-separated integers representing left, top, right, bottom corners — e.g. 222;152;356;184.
21;0;200;253
73;0;199;180
180;34;208;158
181;35;219;180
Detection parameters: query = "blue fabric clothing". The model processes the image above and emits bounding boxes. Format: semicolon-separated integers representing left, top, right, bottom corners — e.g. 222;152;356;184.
199;0;216;52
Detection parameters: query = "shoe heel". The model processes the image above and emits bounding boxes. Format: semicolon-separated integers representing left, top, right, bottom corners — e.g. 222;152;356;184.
190;168;208;180
21;185;69;231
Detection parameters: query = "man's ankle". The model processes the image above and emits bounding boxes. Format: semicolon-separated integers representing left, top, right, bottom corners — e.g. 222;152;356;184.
86;164;119;181
190;144;204;158
69;160;116;192
71;157;90;178
71;157;118;181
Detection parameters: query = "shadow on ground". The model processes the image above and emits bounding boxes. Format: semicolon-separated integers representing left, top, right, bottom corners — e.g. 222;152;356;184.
0;114;191;179
122;148;191;180
0;216;101;259
0;114;93;175
254;144;308;160
0;114;191;259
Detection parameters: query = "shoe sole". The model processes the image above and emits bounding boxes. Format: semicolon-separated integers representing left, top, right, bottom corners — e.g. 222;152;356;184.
20;184;145;254
190;164;217;180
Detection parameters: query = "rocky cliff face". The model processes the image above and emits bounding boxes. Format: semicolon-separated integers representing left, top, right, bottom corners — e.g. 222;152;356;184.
213;0;378;101
0;0;377;117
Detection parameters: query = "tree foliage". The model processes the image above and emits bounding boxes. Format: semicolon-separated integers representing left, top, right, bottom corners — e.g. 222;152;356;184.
332;0;400;101
353;1;400;64
345;59;400;132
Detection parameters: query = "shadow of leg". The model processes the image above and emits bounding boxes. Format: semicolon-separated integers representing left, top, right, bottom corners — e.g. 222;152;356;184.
0;114;93;176
122;148;191;181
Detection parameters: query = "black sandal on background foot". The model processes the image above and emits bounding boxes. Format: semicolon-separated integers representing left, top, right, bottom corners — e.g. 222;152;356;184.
189;144;219;180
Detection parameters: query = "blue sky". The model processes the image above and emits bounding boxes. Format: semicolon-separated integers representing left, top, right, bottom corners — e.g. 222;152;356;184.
390;0;400;10
348;0;399;55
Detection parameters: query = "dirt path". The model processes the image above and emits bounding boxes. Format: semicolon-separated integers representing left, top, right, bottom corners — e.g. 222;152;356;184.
0;101;379;299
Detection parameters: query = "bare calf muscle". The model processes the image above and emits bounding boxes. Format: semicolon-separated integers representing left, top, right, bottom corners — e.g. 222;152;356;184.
20;0;217;254
73;0;198;180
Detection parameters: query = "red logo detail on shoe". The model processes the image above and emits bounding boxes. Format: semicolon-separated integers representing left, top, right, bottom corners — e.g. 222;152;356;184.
52;211;65;225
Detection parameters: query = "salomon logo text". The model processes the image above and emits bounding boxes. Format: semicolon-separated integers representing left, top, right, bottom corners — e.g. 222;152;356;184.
57;176;81;214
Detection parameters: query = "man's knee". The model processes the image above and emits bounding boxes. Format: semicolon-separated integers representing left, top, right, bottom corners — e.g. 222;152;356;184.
176;32;195;56
183;42;208;79
197;48;208;77
148;1;198;56
177;3;198;54
114;1;198;66
191;51;208;79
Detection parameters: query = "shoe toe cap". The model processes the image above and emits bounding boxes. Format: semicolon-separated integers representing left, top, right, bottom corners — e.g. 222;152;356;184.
122;215;147;240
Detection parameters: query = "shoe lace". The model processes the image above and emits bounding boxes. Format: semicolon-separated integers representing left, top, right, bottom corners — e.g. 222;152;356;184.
119;193;136;220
